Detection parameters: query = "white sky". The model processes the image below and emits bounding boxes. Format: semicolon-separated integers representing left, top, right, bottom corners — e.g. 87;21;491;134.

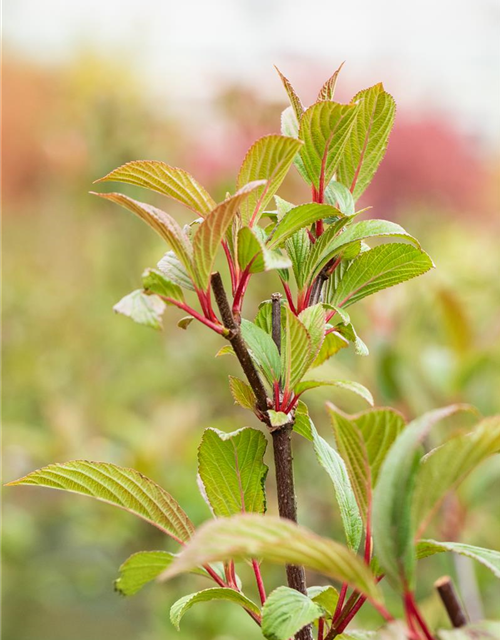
5;0;500;148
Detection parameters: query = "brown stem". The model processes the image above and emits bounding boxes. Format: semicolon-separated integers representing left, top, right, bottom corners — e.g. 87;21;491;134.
308;270;329;306
211;272;270;421
271;293;312;640
435;576;468;628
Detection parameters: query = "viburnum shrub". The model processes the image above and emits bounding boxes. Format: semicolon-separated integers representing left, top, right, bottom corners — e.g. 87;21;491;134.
8;67;500;640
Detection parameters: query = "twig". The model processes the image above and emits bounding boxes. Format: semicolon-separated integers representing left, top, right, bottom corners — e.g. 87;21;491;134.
435;576;468;628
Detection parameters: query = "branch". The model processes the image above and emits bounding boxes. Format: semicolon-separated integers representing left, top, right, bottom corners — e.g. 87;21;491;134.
435;576;468;628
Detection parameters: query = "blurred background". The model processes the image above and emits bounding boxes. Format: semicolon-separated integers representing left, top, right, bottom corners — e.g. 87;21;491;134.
3;1;500;638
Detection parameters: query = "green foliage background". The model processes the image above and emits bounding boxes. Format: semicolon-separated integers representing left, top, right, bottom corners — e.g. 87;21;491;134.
3;55;500;639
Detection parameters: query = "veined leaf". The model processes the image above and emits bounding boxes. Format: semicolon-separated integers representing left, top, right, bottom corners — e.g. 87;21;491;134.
372;405;477;588
94;160;215;216
228;376;256;410
328;407;372;523
268;410;291;428
417;540;500;579
437;621;500;640
296;379;373;406
142;268;184;303
92;192;194;274
307;585;339;617
267;203;342;249
286;229;311;288
335;322;369;357
238;227;291;274
324;179;355;215
157;250;195;291
281;307;312;391
317;62;345;102
161;514;382;603
114;290;166;330
299;101;359;190
241;319;281;385
275;67;304;122
262;586;324;640
115;551;175;595
198;428;268;517
312;331;349;367
412;416;500;538
330;244;434;309
170;588;260;630
274;195;295;220
338;84;396;201
298;304;326;368
294;404;362;552
352;408;406;485
237;135;303;226
7;460;195;543
193;181;264;290
281;107;309;181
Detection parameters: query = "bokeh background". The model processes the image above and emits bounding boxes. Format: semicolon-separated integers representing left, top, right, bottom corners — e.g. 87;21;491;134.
3;1;500;639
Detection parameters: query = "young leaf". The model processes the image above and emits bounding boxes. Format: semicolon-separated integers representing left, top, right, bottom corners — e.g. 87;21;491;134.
115;551;175;596
92;192;194;274
198;427;268;517
237;135;303;226
262;586;324;640
372;405;477;588
6;460;195;543
267;203;342;249
295;379;373;406
298;101;359;190
114;290;166;330
317;62;345;102
275;67;304;122
298;304;326;367
328;407;372;523
281;107;309;181
142;268;184;303
312;331;349;367
228;376;256;411
94;160;215;216
281;307;312;391
157;250;195;291
192;181;265;290
267;410;291;428
324;179;355;215
238;227;291;274
412;416;500;538
286;229;311;288
416;540;500;579
329;244;434;308
170;588;260;630
160;514;382;603
335;322;369;357
307;585;339;618
338;84;396;201
241;319;282;385
294;404;362;552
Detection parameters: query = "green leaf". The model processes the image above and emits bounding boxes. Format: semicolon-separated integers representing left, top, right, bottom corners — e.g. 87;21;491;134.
412;416;500;538
328;407;372;524
241;319;281;385
298;101;359;190
330;244;434;308
351;408;406;485
237;135;303;226
274;195;295;220
170;588;260;630
281;307;312;391
267;410;291;428
275;67;304;122
298;304;326;368
238;227;291;274
338;84;396;201
305;219;420;285
286;229;311;288
267;203;342;249
7;460;194;543
142;268;184;303
372;405;477;588
161;514;382;603
91;192;194;274
262;586;324;640
215;344;235;357
198;427;268;517
417;539;500;579
312;331;349;367
115;551;175;596
295;379;373;406
317;62;344;102
94;160;216;216
437;621;500;640
113;290;166;330
324;179;355;215
335;323;369;357
307;585;339;617
295;405;362;552
228;376;256;411
157;250;195;291
193;181;265;290
281;107;310;181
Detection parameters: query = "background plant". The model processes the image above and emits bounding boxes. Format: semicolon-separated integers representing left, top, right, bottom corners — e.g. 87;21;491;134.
5;64;500;640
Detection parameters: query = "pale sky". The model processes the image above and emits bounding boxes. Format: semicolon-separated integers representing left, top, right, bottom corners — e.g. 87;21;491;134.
5;0;500;148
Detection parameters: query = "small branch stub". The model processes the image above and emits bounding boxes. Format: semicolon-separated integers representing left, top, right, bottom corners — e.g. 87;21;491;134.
435;576;468;628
